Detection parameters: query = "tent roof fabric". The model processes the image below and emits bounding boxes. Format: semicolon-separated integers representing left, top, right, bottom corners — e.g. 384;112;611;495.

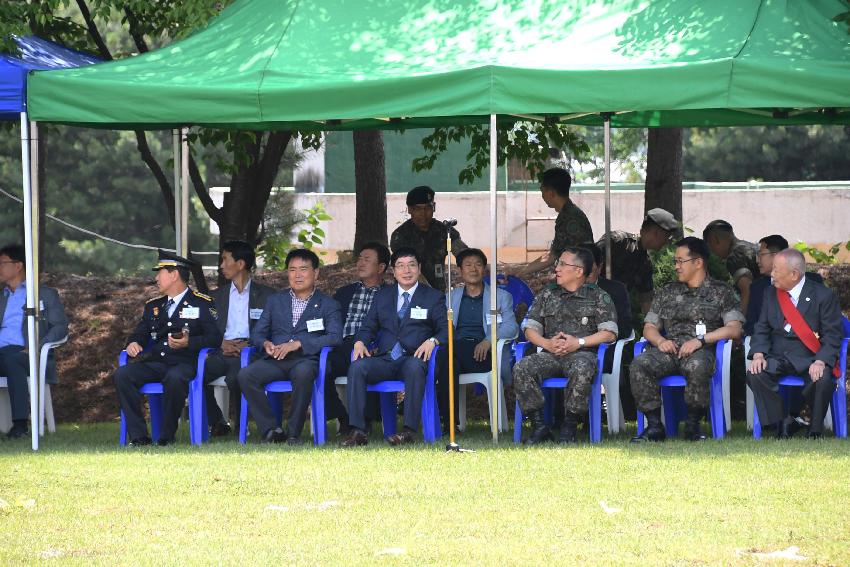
26;0;850;130
0;36;99;120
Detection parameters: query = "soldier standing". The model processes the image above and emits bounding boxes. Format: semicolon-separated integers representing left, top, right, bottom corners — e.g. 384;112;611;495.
516;168;593;277
513;247;617;444
390;185;467;291
703;219;760;314
596;207;679;313
630;237;744;443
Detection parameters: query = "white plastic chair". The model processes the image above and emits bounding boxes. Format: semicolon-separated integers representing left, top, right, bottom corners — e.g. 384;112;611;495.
458;338;512;432
0;335;68;435
207;376;230;421
600;330;635;434
743;336;833;431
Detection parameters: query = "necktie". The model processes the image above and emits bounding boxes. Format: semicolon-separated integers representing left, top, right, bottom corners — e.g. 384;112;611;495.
391;292;411;359
165;298;174;317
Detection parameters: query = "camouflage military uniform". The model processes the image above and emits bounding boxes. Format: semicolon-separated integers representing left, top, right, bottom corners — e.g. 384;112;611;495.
630;278;744;411
725;238;759;285
513;283;618;415
596;230;653;303
550;200;594;258
390;218;467;291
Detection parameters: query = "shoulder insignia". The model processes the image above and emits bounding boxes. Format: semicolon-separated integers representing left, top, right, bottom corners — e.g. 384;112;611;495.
192;290;213;302
146;295;164;304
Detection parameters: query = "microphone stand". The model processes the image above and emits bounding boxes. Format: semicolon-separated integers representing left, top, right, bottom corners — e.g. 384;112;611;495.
443;219;473;453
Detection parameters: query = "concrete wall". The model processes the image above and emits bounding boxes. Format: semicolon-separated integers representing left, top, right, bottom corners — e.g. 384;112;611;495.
211;183;850;263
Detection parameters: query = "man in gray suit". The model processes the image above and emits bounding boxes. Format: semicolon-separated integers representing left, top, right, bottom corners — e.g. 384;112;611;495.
747;248;845;439
204;241;275;436
0;244;68;439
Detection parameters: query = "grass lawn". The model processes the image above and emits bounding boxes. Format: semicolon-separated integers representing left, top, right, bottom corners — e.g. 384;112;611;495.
1;421;849;565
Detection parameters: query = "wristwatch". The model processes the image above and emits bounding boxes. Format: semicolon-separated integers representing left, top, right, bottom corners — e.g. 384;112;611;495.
428;337;440;345
697;335;706;346
578;337;586;348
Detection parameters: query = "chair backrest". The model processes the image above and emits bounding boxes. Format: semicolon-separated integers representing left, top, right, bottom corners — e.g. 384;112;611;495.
497;274;535;314
842;316;850;339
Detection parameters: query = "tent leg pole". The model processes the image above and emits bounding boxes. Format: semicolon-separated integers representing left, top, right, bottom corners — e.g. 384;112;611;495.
603;114;612;280
20;113;40;451
173;129;181;254
489;114;498;445
180;127;190;257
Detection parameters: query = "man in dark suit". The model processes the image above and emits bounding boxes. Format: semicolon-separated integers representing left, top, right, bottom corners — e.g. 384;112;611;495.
327;242;391;434
238;249;342;445
114;251;222;446
747;248;844;439
203;240;275;436
0;244;69;439
341;247;449;447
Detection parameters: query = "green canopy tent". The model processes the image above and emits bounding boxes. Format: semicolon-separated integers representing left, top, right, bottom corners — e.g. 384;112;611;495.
24;0;850;445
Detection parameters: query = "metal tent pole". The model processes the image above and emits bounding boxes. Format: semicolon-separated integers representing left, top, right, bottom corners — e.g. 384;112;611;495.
20;113;40;451
489;114;498;444
173;129;181;255
180;127;190;257
603;115;612;279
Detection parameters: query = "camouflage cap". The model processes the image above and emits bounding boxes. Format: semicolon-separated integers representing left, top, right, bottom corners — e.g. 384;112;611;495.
644;208;679;232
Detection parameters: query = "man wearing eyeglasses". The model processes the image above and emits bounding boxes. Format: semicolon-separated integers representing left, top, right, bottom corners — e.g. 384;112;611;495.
630;237;744;442
390;186;468;291
595;208;679;313
513;247;617;445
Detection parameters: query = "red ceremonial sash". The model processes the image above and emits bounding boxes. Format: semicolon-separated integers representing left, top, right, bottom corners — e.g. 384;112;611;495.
776;289;841;378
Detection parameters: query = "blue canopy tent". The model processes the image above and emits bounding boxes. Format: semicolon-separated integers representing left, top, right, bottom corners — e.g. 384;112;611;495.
1;36;98;449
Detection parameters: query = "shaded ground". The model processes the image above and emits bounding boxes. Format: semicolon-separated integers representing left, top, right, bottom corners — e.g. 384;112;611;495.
42;263;849;424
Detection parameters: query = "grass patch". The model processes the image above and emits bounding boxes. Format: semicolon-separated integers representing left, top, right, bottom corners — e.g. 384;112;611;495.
1;421;849;565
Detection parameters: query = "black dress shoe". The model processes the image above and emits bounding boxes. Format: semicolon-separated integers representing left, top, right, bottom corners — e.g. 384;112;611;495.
129;436;152;446
210;422;232;437
6;422;28;439
286;436;305;446
387;429;415;446
776;417;800;439
262;427;287;443
806;430;823;440
630;425;666;443
340;429;368;447
156;438;176;446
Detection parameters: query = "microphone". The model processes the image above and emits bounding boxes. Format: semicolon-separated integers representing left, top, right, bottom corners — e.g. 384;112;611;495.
443;218;458;227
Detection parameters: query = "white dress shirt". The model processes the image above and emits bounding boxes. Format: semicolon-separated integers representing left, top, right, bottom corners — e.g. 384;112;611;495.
224;279;251;340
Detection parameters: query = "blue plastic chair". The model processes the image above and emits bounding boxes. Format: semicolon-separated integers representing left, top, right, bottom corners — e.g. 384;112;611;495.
497;274;535;313
237;346;331;445
512;342;608;443
752;317;849;439
633;340;729;439
117;347;212;446
336;346;442;443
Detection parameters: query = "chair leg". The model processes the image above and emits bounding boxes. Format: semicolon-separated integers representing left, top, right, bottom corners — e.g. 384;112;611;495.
119;409;127;446
752;400;762;439
589;378;602;443
149;394;163;443
312;387;325;446
513;401;523;444
498;381;509;432
458;384;467;432
603;378;621;434
44;385;55;434
660;387;680;438
746;385;755;431
239;394;249;444
833;386;847;438
636;410;645;435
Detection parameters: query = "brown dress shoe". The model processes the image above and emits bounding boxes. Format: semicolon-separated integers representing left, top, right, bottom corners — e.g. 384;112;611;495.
386;429;415;446
340;429;368;447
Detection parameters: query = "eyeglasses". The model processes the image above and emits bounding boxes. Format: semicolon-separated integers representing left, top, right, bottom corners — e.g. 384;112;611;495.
673;258;698;266
556;261;583;269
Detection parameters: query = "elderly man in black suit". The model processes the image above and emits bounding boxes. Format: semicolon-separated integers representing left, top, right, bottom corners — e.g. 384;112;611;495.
747;248;844;439
203;240;275;436
341;247;448;447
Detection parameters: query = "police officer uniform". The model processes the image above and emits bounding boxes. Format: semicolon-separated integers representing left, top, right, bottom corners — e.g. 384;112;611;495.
113;252;222;445
390;186;468;291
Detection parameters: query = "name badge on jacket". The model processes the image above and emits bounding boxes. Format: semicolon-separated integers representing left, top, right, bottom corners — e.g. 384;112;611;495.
250;308;263;320
181;306;200;319
485;313;503;324
306;318;325;332
411;307;428;320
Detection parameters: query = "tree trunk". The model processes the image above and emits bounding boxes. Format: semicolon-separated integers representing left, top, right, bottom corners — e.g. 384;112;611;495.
644;128;683;235
353;130;387;251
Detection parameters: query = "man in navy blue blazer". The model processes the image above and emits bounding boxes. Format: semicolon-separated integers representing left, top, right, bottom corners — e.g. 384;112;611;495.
238;249;342;444
341;247;449;446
